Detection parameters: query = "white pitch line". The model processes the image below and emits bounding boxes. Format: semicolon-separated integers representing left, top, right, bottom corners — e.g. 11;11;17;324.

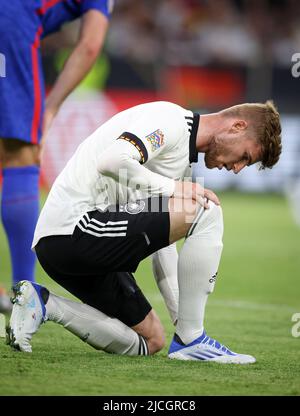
208;299;298;313
149;293;298;313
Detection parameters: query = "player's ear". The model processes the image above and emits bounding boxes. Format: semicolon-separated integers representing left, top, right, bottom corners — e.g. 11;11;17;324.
231;120;247;132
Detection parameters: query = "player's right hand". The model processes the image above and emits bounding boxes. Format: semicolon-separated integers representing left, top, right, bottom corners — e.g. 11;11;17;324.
204;187;220;207
172;181;220;209
172;181;208;208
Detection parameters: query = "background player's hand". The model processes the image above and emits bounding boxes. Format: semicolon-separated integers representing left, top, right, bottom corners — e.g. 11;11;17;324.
40;104;59;150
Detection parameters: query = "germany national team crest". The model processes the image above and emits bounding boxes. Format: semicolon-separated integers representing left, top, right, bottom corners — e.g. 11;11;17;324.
145;129;165;152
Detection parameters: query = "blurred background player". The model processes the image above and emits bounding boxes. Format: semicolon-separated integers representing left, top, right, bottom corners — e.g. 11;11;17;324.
0;0;114;315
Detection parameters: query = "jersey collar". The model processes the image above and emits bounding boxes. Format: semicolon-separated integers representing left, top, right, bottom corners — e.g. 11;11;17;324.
189;113;200;164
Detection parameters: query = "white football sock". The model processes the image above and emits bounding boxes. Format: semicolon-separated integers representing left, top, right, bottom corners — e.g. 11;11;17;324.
176;201;224;344
46;293;148;356
152;243;179;325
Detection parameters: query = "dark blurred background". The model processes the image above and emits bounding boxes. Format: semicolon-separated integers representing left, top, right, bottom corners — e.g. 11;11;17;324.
42;0;300;111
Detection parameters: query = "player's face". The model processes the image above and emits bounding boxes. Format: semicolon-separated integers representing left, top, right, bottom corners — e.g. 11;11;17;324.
204;134;262;174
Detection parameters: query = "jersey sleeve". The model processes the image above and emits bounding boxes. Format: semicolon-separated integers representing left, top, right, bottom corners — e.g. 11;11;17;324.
97;138;176;197
80;0;114;19
116;103;185;165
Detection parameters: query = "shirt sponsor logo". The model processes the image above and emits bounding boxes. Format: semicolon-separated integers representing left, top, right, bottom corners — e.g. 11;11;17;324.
146;129;165;152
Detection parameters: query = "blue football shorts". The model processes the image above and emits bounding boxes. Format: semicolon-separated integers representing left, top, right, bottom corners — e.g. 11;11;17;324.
0;1;112;144
0;2;45;144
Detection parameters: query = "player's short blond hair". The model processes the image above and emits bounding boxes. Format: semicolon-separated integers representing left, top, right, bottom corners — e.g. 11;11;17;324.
220;101;282;169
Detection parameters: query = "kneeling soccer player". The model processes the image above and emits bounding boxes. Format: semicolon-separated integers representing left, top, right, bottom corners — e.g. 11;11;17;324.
7;100;281;363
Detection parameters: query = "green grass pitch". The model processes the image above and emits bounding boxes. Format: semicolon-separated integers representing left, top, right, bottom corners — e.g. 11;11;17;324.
0;191;299;396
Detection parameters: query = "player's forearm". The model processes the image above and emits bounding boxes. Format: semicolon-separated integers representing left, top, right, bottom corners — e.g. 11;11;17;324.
45;41;102;113
152;244;179;325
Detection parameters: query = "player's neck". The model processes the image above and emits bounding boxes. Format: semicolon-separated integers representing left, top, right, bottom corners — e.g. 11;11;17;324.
196;113;221;153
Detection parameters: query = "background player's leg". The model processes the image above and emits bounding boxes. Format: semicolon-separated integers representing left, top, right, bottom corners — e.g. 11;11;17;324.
1;140;40;284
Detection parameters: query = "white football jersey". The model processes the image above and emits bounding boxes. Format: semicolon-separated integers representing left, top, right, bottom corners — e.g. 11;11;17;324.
32;101;200;248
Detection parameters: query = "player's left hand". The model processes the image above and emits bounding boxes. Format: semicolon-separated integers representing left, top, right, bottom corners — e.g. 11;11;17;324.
39;104;59;154
41;107;56;142
204;188;220;206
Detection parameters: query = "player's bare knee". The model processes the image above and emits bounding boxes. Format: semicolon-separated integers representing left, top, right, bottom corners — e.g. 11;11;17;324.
1;139;41;167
